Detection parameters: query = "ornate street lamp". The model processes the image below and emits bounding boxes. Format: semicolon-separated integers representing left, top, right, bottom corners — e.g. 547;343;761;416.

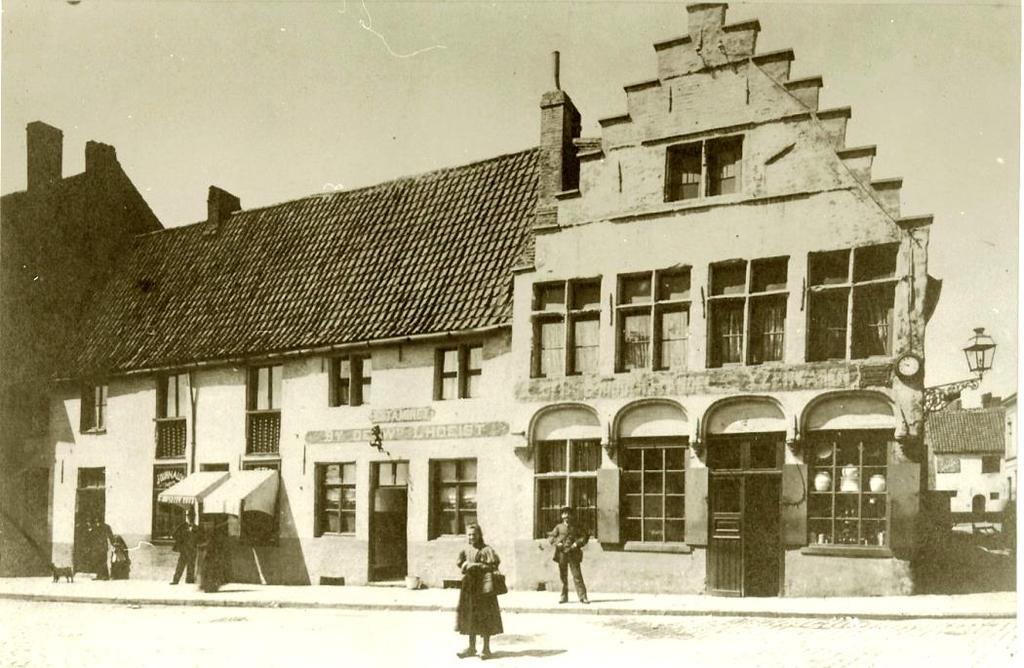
963;327;997;379
924;327;998;413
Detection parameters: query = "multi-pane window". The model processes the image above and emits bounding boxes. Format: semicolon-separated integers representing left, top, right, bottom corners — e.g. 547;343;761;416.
807;244;898;361
531;280;601;378
666;135;744;201
435;345;483;400
616;269;690;372
316;463;356;535
534;439;601;538
430;459;478;538
80;384;108;432
152;465;187;541
329;355;371;406
620;439;686;542
707;258;788;367
155;373;188;459
807;431;890;547
247;364;281;455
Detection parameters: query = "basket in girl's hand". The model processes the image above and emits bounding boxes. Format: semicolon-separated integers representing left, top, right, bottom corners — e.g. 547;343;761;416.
483;571;508;596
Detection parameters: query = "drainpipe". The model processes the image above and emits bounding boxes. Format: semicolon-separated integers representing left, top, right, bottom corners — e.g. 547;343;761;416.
188;371;198;475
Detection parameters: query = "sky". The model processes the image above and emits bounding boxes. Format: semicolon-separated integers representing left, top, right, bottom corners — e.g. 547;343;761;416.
1;0;1018;397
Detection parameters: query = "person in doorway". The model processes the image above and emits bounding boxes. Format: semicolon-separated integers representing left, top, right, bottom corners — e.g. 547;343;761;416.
547;506;589;604
88;519;113;581
170;509;200;585
196;516;231;593
455;524;503;659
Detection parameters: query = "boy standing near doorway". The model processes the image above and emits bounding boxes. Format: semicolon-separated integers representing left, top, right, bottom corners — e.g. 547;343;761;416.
547;506;590;604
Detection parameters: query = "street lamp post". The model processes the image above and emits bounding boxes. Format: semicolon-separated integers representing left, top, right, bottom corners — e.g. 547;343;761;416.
924;327;997;413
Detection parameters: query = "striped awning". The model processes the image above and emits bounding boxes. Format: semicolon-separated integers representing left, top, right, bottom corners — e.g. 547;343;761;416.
202;469;279;516
157;471;228;507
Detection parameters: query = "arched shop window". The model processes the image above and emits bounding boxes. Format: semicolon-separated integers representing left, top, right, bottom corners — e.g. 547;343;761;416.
615;401;689;543
532;406;602;538
803;393;895;549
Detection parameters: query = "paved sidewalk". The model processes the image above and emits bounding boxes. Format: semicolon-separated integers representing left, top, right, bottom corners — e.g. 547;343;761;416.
0;577;1015;619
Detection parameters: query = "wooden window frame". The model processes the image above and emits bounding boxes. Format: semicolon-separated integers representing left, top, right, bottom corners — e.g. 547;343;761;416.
615;269;691;372
429;458;478;539
806;430;891;548
707;258;788;368
981;456;1001;474
531;279;601;379
328;355;371;407
533;439;601;539
434;345;483;400
80;383;108;433
665;135;744;203
156;372;189;419
619;437;687;543
247;364;282;411
315;462;357;537
807;244;898;362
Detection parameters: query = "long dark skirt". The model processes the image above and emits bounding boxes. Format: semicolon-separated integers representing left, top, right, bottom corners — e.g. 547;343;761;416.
196;540;231;593
455;572;503;636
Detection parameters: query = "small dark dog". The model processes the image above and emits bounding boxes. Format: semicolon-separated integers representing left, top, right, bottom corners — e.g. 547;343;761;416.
50;563;74;583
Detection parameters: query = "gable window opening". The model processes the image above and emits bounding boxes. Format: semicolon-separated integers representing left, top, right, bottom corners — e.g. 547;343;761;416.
316;462;357;536
329;355;371;407
807;244;898;362
534;439;601;539
531;279;601;379
665;135;743;202
155;372;189;459
707;257;788;368
430;459;478;538
616;269;691;372
982;456;1001;474
80;383;108;433
435;345;483;400
246;364;282;456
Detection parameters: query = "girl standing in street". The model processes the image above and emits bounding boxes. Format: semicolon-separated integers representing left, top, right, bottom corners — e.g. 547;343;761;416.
455;524;503;659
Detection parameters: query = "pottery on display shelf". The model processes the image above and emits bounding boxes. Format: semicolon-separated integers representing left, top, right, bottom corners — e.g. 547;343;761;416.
840;465;860;493
869;474;887;493
814;470;832;492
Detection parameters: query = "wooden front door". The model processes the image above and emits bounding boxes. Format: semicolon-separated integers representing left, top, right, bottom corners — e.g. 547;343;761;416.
707;434;784;597
73;468;106;572
369;461;409;581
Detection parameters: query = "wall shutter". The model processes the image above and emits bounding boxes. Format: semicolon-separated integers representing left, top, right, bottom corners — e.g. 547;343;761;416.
781;463;808;547
596;467;620;544
326;358;338;408
79;386;89;432
889;461;920;557
684;467;709;546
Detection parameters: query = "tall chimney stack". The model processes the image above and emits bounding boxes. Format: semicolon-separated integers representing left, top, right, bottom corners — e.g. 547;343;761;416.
85;140;118;174
204;185;242;236
26;121;63;191
537;51;581;227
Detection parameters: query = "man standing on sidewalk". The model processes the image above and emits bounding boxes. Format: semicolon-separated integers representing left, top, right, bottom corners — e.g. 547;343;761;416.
170;509;199;585
548;506;589;604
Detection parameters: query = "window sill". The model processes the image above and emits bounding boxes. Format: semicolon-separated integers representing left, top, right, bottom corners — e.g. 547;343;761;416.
623;541;692;554
316;532;356;538
429;534;470;542
800;545;892;559
81;429;107;435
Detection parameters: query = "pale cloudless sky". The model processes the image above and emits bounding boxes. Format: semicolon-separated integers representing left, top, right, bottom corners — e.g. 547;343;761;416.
1;0;1018;397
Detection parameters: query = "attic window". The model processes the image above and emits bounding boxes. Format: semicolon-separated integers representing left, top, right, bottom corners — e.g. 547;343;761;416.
665;135;744;202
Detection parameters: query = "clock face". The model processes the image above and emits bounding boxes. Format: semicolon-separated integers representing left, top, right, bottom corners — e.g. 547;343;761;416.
897;355;921;378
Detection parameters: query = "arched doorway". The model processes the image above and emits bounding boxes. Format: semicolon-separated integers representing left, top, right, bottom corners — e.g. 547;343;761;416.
972;494;986;517
704;397;787;597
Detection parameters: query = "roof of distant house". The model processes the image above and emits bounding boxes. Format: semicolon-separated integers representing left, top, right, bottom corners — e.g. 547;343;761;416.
64;148;540;377
927;407;1006;455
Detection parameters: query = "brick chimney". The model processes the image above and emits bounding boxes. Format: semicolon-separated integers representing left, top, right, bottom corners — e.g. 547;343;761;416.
204;185;241;235
538;51;581;227
85;140;119;174
26;121;63;191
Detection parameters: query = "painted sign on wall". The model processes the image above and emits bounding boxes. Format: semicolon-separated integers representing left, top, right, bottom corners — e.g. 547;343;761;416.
306;422;509;444
369;406;436;423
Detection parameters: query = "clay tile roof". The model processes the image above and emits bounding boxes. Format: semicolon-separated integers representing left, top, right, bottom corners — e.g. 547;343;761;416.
65;148;540;377
926;407;1006;455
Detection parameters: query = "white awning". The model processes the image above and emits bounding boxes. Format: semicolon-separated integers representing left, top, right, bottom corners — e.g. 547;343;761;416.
202;469;279;516
157;471;228;507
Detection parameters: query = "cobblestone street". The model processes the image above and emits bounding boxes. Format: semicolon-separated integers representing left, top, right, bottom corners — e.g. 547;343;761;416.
0;600;1015;668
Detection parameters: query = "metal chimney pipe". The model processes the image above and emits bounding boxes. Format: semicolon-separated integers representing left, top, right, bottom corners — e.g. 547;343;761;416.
552;51;561;91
